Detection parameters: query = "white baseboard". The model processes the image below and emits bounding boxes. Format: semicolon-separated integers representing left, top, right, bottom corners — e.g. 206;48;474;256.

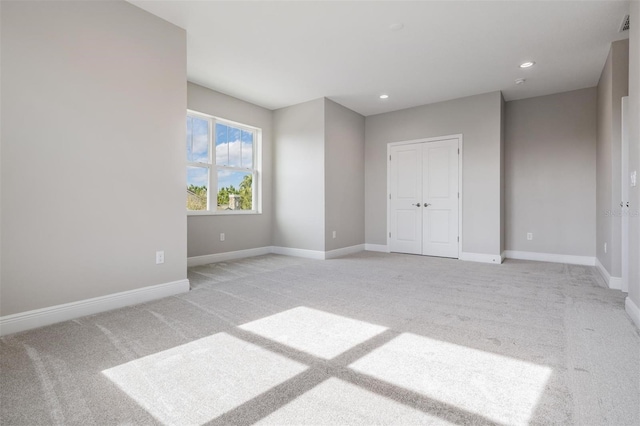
270;246;326;260
596;257;623;290
365;244;389;253
325;244;365;259
188;247;272;267
609;277;622;290
189;244;368;265
595;257;611;284
459;252;503;264
594;257;622;289
625;296;640;329
504;250;595;266
0;279;190;337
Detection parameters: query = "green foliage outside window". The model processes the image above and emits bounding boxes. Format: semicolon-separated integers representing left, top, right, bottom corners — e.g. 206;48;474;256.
239;174;252;210
216;174;252;210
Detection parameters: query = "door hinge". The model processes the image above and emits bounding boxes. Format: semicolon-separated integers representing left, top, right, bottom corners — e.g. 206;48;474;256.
458;192;460;198
457;236;459;242
389;194;391;200
389;155;391;161
389;232;391;238
458;148;460;154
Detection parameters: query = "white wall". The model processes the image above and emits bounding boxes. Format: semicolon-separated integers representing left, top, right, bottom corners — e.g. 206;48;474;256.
325;99;365;251
0;1;187;316
627;1;640;328
505;88;597;257
187;83;273;256
365;91;503;256
273;98;326;251
596;39;629;277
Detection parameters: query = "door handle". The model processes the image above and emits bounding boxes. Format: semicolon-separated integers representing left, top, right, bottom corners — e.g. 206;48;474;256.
424;203;431;207
412;203;421;207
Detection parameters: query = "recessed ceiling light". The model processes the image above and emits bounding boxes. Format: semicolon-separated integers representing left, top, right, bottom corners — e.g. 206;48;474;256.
515;78;526;85
520;61;535;68
379;94;389;99
389;23;404;31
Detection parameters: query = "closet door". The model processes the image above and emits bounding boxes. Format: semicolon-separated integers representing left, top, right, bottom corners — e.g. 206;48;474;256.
422;139;459;258
389;138;459;259
389;144;423;255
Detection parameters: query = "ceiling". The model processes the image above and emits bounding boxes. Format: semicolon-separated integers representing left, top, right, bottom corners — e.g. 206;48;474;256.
129;1;630;116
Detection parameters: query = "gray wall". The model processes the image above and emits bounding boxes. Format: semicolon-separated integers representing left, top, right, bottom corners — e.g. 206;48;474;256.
273;99;326;251
628;1;640;315
596;39;629;277
365;91;503;256
1;1;187;316
505;88;597;257
325;99;365;251
187;83;273;257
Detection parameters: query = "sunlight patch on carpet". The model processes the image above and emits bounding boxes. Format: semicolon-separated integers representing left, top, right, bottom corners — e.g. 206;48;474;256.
239;306;388;359
102;333;307;425
255;377;455;425
349;333;552;426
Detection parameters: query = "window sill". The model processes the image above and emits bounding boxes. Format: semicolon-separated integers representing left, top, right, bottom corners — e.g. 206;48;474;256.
187;210;262;217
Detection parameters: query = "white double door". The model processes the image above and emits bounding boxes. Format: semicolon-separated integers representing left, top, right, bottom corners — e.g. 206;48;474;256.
389;138;459;258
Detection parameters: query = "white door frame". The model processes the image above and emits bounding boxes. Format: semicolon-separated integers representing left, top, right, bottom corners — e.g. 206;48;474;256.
387;134;463;258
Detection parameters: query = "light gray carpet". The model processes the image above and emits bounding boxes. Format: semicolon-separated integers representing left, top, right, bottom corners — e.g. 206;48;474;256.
1;252;639;425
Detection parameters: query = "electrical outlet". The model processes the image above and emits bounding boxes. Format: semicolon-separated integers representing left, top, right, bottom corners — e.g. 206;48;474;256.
156;251;164;264
527;233;533;241
220;233;225;242
604;243;607;254
332;231;336;239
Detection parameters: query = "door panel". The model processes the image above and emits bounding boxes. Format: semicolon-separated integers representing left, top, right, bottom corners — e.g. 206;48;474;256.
422;139;459;258
397;150;420;199
427;146;450;199
428;210;451;243
397;210;419;241
389;144;422;254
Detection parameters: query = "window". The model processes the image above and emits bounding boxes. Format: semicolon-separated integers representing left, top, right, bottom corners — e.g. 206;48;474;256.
186;111;260;214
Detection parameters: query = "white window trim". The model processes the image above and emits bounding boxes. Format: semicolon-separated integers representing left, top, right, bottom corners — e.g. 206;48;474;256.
187;109;262;216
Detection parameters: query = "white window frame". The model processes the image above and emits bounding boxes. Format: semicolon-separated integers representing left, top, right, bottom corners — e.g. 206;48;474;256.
187;110;262;215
